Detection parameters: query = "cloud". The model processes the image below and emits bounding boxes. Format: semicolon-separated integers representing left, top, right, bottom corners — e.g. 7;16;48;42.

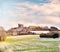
0;0;60;30
14;0;59;15
12;0;60;22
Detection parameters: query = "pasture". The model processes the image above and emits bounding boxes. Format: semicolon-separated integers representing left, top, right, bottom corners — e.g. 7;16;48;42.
0;35;60;52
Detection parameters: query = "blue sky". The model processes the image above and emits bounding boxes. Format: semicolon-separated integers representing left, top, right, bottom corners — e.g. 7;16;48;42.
0;0;60;30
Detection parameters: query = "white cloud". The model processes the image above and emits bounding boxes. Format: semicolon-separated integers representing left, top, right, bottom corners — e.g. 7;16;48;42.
8;0;60;28
12;0;60;22
14;0;60;16
0;0;60;30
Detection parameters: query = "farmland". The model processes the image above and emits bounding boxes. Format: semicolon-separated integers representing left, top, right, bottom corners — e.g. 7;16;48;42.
0;35;60;52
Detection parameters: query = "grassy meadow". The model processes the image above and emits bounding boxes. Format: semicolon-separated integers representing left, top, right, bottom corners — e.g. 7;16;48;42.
0;35;60;52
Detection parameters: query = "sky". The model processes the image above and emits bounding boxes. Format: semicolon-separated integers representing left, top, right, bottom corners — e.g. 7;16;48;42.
0;0;60;30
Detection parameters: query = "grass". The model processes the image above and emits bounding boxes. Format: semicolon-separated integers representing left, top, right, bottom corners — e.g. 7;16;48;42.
0;35;60;52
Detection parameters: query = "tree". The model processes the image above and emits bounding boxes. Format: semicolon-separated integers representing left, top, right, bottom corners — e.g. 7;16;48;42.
0;27;6;41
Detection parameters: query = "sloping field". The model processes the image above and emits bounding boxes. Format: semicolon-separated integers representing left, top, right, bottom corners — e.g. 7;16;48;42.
0;35;60;52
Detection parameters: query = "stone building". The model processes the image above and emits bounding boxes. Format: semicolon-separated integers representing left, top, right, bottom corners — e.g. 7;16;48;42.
7;24;30;36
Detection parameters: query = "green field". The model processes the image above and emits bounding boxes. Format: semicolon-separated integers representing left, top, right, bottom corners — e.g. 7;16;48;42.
0;35;60;52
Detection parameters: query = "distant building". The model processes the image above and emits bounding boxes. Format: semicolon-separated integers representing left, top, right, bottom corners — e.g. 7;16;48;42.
49;26;59;31
7;24;30;36
7;24;60;36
